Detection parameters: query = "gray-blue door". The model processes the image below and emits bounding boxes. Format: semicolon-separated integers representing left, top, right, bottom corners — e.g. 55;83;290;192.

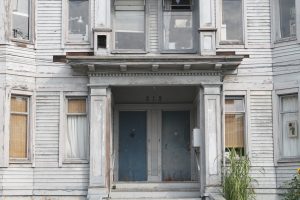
118;111;147;181
162;111;191;181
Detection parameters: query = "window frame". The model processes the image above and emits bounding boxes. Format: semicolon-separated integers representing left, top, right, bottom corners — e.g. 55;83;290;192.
216;0;245;47
224;95;246;156
272;0;300;44
275;90;300;162
160;0;197;53
10;0;35;43
62;95;89;164
63;0;91;45
112;0;147;53
8;91;35;165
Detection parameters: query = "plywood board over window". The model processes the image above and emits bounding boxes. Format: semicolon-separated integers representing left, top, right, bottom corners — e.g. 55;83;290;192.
9;96;29;160
225;97;245;155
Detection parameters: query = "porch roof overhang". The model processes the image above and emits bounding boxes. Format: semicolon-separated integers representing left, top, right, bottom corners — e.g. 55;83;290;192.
67;55;245;73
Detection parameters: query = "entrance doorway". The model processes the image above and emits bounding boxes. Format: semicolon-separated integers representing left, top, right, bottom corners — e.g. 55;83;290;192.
112;86;199;182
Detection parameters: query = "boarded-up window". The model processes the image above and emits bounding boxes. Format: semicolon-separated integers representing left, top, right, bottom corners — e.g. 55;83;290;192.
221;0;243;42
10;96;29;159
114;0;145;50
280;94;300;158
225;97;245;154
68;0;89;41
277;0;296;39
65;98;88;160
163;0;193;51
12;0;31;40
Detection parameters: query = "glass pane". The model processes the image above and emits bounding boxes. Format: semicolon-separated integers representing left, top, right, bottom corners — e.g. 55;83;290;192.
225;98;244;112
164;0;192;10
222;0;243;41
68;0;89;41
12;0;30;40
68;99;86;113
115;11;145;50
66;116;88;159
281;95;298;113
11;96;28;113
163;12;193;50
9;114;28;159
279;0;296;38
282;113;300;157
225;114;244;148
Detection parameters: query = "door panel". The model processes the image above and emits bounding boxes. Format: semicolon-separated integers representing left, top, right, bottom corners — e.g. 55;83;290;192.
162;111;191;181
119;111;147;181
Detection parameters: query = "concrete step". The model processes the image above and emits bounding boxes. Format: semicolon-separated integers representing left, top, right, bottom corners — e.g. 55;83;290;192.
110;198;202;200
109;182;201;199
112;182;201;190
110;190;201;199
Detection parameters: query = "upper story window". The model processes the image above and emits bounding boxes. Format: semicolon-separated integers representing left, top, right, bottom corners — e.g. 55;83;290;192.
279;94;300;159
162;0;194;51
68;0;89;42
220;0;243;44
276;0;296;40
12;0;32;41
9;95;30;161
225;97;245;156
114;0;145;51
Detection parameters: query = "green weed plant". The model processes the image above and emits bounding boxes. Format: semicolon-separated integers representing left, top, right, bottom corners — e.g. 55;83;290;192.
223;149;255;200
282;168;300;200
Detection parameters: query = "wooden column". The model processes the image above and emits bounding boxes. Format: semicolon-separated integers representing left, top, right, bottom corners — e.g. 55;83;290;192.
87;87;108;200
199;0;216;55
203;85;222;191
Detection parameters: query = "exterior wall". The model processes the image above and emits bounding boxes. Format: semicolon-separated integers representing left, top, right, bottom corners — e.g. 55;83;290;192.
273;40;300;194
0;0;298;199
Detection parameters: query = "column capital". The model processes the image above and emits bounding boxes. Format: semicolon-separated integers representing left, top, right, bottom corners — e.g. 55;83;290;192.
202;84;222;95
90;86;109;96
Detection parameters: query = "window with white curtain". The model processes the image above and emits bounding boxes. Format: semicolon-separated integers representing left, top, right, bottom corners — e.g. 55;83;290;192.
68;0;89;42
280;94;300;158
114;0;145;50
12;0;31;40
65;98;88;160
225;97;245;155
163;0;194;51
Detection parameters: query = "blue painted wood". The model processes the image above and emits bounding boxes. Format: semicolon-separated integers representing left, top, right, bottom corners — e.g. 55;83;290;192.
162;111;191;181
118;111;147;181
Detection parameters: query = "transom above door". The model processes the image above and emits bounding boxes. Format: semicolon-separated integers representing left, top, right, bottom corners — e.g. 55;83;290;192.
114;105;197;182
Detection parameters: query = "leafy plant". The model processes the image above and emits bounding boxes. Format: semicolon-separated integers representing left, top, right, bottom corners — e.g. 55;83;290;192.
223;149;256;200
282;168;300;200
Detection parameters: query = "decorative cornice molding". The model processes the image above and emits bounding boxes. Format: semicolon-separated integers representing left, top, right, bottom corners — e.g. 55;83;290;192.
89;71;221;77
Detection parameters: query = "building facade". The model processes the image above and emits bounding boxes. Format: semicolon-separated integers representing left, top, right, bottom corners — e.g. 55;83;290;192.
0;0;299;199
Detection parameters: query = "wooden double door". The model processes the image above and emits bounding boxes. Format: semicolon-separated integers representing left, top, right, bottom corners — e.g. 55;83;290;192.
117;109;192;182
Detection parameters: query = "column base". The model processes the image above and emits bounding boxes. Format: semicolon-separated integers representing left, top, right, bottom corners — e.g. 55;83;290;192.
87;187;108;200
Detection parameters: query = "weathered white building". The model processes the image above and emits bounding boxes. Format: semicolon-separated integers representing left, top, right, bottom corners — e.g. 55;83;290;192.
0;0;299;199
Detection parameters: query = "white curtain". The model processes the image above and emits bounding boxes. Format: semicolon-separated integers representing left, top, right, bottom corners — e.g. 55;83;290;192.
66;115;88;159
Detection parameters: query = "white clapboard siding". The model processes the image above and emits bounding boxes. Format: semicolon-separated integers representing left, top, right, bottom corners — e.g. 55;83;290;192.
35;92;60;166
36;0;62;49
249;91;277;189
148;0;159;52
1;168;34;195
246;0;271;45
